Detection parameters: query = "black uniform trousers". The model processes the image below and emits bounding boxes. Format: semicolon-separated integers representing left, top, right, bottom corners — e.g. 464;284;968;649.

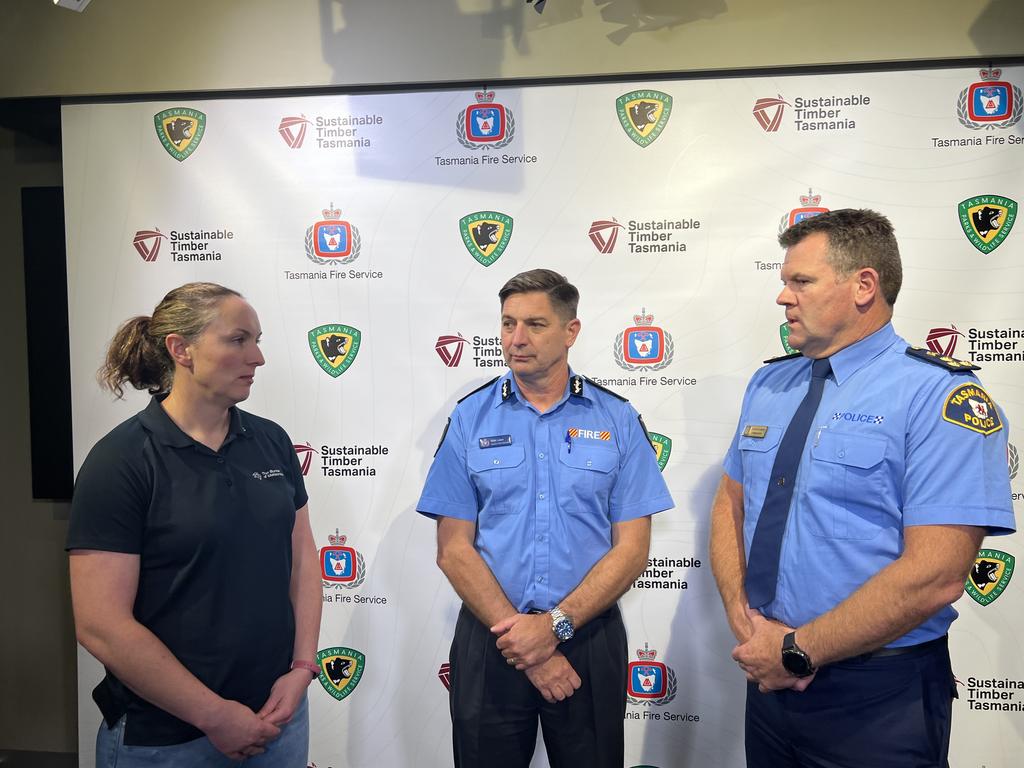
448;603;627;768
745;636;957;768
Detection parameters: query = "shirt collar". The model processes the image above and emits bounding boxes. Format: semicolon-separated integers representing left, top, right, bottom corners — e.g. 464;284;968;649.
137;394;252;448
828;323;898;386
493;368;592;409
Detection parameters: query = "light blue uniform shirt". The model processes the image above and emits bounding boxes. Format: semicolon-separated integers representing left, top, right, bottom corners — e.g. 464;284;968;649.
724;323;1015;646
418;369;674;613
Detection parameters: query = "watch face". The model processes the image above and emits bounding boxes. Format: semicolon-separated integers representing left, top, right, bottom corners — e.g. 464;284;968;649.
782;649;813;677
554;619;575;641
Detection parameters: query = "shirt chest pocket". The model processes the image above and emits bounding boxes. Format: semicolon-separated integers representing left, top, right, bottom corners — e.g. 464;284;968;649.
737;427;783;511
468;445;526;514
807;431;887;540
557;444;618;514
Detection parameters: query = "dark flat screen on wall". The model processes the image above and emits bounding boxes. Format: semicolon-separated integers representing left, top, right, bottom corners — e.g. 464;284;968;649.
22;185;73;500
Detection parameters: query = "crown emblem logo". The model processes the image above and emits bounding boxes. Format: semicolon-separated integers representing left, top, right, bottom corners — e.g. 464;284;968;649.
305;204;361;266
636;643;657;661
799;188;822;207
633;308;654;327
458;90;515;149
328;529;348;547
474;90;496;103
615;309;674;370
957;68;1021;129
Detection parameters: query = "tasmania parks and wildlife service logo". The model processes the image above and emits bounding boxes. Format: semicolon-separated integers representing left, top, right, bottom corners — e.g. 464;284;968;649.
780;188;829;233
133;228;167;262
957;68;1022;130
627;643;677;706
780;322;798;354
320;529;366;588
279;115;312;148
752;95;790;132
457;90;515;149
435;334;468;367
305;203;362;265
648;432;672;472
926;325;964;357
460;211;513;267
316;646;365;701
958;195;1017;253
965;549;1015;606
154;107;206;161
589;218;625;253
309;324;361;377
616;90;672;147
615;308;674;371
942;383;1003;435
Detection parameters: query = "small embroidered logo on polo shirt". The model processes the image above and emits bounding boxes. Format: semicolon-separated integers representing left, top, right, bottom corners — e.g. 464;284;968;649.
251;469;285;480
568;427;611;441
831;412;885;425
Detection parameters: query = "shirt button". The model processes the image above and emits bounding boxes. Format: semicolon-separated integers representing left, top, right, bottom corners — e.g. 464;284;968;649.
538;452;545;459
537;576;544;583
838;450;846;458
226;480;233;486
538;493;545;500
586;460;593;467
217;458;225;464
536;535;544;542
493;459;500;465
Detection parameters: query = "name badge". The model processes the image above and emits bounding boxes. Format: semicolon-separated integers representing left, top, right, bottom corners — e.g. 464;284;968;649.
742;425;768;439
479;434;513;449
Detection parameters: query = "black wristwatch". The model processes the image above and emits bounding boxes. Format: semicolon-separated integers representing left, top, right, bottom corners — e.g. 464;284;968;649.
781;631;816;678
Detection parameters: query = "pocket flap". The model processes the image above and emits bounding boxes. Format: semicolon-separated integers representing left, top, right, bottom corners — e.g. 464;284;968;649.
737;425;783;453
812;432;885;469
468;445;525;471
559;445;618;473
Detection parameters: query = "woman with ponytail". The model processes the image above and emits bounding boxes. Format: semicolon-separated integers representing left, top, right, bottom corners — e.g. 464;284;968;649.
67;283;322;767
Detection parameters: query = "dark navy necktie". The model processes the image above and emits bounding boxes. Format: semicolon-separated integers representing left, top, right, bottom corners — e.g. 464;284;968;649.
744;357;832;609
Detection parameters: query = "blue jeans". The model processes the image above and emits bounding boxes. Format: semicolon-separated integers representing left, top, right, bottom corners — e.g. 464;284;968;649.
96;696;309;768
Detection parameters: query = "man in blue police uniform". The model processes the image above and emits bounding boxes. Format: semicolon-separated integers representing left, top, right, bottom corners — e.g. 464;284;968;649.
710;209;1015;767
418;269;673;768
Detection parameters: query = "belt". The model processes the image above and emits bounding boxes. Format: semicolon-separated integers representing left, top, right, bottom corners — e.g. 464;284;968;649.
860;634;947;660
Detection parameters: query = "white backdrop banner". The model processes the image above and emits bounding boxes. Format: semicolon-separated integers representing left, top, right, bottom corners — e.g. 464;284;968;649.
63;64;1023;768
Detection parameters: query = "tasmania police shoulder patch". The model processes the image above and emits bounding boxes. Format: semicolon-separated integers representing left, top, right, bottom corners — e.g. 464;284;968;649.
942;383;1003;435
763;352;802;364
906;346;981;372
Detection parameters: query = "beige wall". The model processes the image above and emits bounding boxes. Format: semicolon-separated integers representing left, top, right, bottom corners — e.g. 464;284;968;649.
0;0;1020;756
1;0;1022;99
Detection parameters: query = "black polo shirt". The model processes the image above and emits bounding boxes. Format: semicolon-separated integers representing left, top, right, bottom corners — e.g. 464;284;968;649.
67;396;308;746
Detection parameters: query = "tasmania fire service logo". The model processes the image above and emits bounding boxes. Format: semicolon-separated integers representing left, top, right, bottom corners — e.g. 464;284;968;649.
956;68;1022;130
132;228;167;262
958;195;1017;253
279;115;312;148
154;107;206;161
308;323;361;377
588;218;625;253
780;188;829;233
615;308;674;371
294;442;315;476
943;383;1003;435
320;529;366;588
316;646;365;701
435;334;468;367
459;211;513;267
926;325;964;357
965;549;1015;606
627;643;677;706
648;432;672;472
752;95;790;132
305;203;362;265
457;91;515;149
616;90;673;147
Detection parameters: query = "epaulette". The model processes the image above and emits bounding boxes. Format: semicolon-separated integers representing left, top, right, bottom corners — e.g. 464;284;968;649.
457;376;501;403
905;346;981;372
763;352;803;364
583;376;629;402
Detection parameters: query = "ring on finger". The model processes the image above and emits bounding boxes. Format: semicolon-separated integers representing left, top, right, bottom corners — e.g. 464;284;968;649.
507;657;517;666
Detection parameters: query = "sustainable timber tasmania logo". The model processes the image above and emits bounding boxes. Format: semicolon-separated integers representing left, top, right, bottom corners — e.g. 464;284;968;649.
460;211;513;266
956;68;1022;130
753;95;790;132
965;549;1015;605
154;107;206;161
615;308;674;371
309;324;361;377
294;443;315;476
435;334;468;367
958;195;1017;253
279;115;312;148
627;643;677;706
305;203;362;265
616;90;672;147
926;325;964;356
316;646;365;701
457;90;515;149
132;228;167;262
648;432;672;472
320;529;366;588
588;218;625;253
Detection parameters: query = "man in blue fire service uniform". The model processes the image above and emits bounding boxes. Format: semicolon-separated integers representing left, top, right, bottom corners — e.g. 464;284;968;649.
418;268;673;768
710;209;1015;767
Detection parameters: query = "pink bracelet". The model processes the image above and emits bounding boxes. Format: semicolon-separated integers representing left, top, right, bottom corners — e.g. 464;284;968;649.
291;660;319;678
